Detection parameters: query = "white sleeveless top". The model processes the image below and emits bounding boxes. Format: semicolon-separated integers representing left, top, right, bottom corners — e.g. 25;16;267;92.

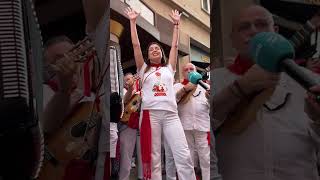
138;63;177;113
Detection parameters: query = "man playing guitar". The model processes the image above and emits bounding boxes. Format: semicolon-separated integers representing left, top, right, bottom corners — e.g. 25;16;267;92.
165;63;211;180
41;0;110;180
118;72;143;180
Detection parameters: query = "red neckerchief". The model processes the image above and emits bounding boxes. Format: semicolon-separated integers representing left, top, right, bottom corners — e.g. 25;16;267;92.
227;55;254;75
181;79;189;85
150;63;162;68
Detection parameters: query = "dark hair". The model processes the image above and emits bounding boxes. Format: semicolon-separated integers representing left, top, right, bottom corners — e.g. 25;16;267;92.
124;72;133;77
44;35;74;50
144;42;168;73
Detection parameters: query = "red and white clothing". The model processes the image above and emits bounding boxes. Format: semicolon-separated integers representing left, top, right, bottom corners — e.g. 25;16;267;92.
212;55;320;180
118;86;143;180
139;63;177;112
173;83;210;132
138;63;196;180
165;82;211;180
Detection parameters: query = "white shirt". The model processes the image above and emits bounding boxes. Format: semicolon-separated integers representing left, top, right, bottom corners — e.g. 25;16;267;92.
139;63;177;112
174;83;210;132
212;67;320;180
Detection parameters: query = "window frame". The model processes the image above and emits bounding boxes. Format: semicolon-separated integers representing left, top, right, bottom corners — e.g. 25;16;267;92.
201;0;210;14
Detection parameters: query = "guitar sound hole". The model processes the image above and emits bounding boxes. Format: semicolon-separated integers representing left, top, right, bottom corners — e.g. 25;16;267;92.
132;100;137;105
71;122;88;138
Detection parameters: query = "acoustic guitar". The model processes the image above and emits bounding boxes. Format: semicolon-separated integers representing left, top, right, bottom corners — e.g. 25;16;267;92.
179;66;210;104
38;101;101;180
121;74;142;124
121;94;142;124
39;38;100;180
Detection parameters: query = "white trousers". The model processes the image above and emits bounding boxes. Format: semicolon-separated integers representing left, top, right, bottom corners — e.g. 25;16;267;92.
145;110;196;180
110;122;118;158
118;127;143;180
165;130;210;180
136;130;143;178
164;138;177;180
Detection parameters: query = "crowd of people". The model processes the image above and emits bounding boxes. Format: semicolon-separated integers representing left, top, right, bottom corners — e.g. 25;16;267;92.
38;1;320;180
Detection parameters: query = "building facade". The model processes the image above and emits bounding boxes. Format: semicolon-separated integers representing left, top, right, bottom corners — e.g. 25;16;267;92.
111;0;211;81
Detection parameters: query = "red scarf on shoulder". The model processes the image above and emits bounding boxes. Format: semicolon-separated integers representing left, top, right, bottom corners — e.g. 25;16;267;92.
181;79;189;85
227;55;254;75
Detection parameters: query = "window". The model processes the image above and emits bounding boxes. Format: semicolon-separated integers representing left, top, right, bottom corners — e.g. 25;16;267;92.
201;0;210;14
125;0;155;25
190;44;210;64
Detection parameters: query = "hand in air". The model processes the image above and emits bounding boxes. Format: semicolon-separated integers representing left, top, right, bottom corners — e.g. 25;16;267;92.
125;7;140;22
169;9;181;25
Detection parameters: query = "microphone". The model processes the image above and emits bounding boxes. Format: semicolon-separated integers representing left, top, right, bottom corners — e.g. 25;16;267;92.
188;71;210;90
249;32;320;101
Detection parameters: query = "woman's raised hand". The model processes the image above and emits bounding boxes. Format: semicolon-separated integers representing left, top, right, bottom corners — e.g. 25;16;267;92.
169;9;181;25
125;7;140;22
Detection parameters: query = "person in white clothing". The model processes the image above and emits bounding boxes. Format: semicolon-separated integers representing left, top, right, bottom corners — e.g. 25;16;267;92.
42;34;103;180
125;7;196;180
42;1;110;179
118;73;143;180
164;63;210;180
211;5;320;180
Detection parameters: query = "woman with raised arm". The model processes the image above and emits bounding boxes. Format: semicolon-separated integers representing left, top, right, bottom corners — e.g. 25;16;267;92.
125;7;196;180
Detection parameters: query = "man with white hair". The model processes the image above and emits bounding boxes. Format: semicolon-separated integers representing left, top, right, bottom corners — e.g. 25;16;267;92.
165;62;211;180
211;4;320;180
